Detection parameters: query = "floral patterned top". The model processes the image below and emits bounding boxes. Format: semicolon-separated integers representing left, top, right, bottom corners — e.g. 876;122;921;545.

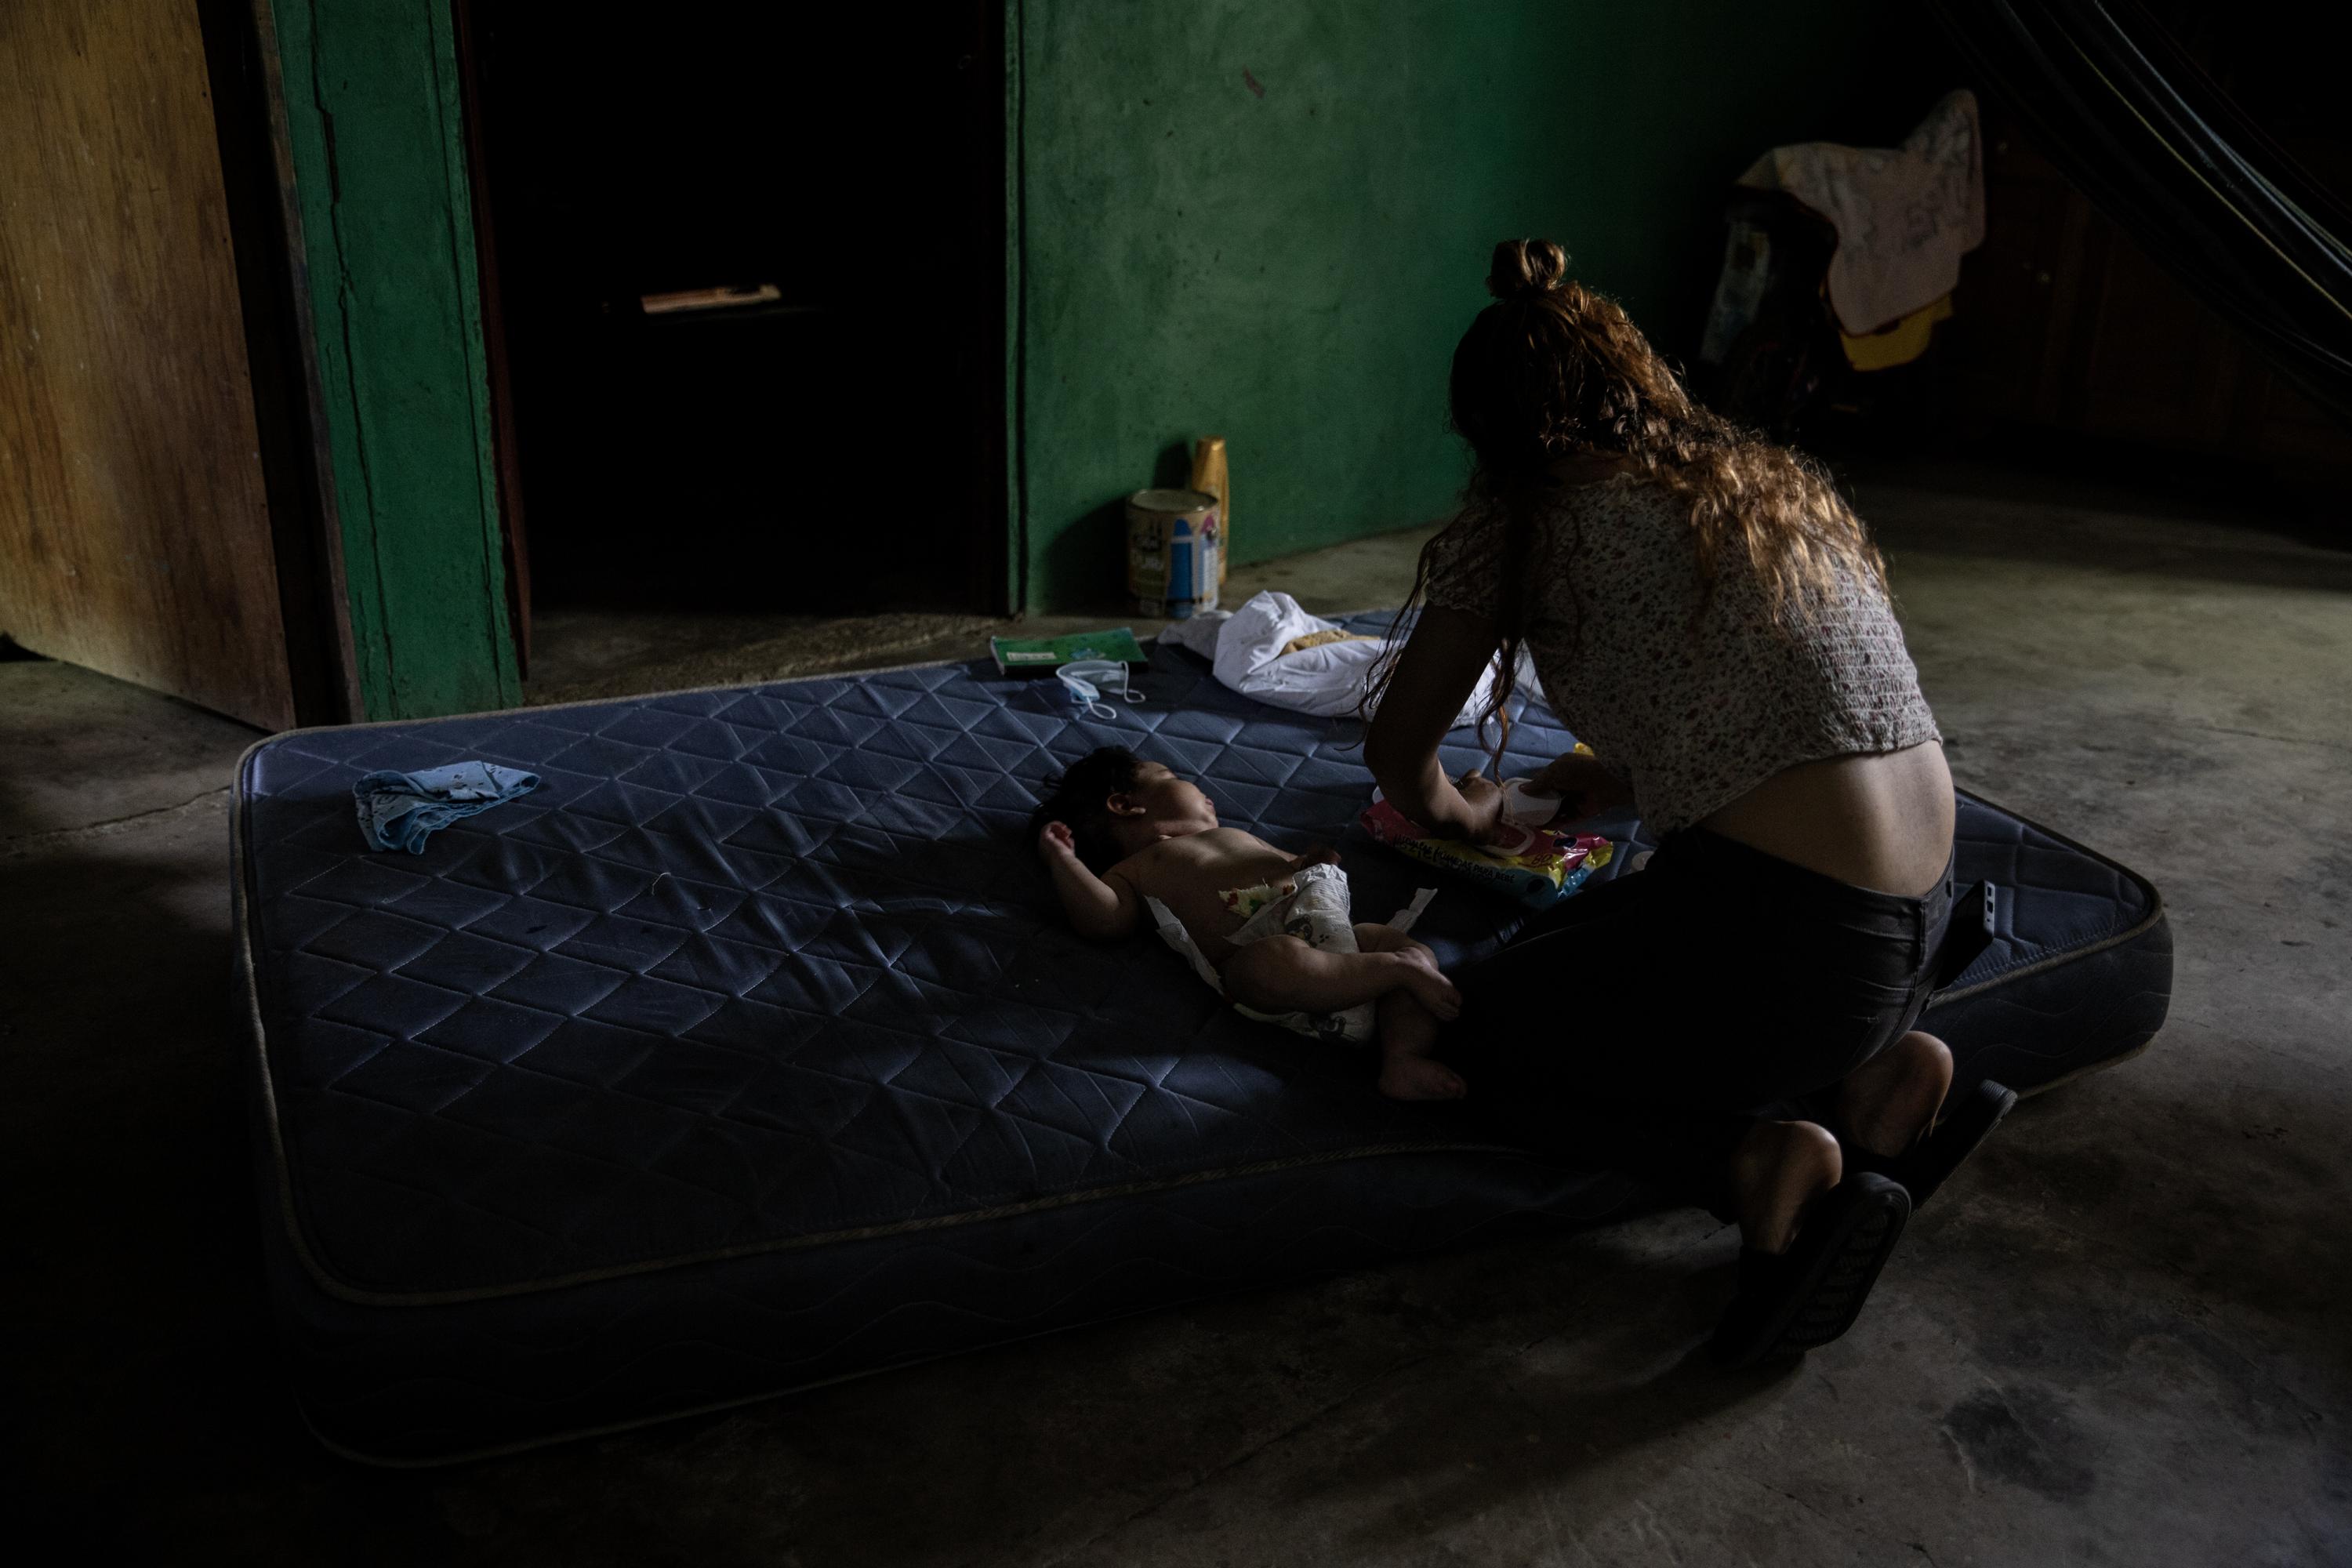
1422;475;1940;837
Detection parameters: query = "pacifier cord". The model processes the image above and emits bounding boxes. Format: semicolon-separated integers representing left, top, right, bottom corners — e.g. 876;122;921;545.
1058;659;1144;722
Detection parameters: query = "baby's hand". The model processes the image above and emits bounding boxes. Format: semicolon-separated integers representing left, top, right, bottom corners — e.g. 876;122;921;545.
1287;843;1342;871
1037;821;1080;863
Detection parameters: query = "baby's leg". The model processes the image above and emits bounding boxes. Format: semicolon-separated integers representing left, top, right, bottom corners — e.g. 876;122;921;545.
1356;924;1467;1102
1349;923;1462;1019
1219;933;1459;1021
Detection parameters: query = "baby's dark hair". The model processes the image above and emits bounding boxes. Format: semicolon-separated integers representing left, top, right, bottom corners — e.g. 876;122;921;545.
1029;746;1147;873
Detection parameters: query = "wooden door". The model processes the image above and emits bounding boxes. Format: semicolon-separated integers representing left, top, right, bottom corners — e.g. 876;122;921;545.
1956;105;2352;470
0;0;296;729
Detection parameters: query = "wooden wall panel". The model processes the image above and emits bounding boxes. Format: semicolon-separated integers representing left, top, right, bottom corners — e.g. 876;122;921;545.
0;0;295;730
1956;107;2352;468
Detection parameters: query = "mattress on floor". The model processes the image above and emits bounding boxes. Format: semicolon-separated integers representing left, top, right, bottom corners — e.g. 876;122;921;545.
233;619;2171;1462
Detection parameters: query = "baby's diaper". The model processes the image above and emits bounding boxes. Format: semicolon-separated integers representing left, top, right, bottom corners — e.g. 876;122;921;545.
1144;862;1435;1047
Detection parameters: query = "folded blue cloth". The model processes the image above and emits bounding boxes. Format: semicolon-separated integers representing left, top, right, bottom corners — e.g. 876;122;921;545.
353;761;541;854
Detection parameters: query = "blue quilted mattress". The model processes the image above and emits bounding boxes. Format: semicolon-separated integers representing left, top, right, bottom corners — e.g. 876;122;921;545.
232;619;2172;1462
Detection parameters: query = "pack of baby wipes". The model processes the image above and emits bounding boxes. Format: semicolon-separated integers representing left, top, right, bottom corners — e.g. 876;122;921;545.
1358;786;1613;909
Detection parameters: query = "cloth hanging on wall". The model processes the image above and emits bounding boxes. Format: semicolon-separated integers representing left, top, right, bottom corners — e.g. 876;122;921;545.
1923;0;2352;426
1736;89;1987;336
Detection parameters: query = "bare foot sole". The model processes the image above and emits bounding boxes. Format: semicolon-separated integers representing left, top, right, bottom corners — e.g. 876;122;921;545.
1728;1120;1842;1255
1851;1078;2017;1213
1838;1030;1953;1159
1378;1053;1467;1101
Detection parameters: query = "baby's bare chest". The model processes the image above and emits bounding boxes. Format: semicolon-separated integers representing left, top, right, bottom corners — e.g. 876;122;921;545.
1132;830;1292;901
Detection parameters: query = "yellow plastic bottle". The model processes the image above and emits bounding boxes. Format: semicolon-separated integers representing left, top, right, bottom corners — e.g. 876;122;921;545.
1189;436;1229;586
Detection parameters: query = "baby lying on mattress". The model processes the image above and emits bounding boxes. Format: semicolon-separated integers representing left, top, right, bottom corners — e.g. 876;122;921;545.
1029;746;1465;1101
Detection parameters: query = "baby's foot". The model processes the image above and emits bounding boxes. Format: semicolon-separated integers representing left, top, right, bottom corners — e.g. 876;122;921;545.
1379;1053;1467;1102
1391;947;1462;1021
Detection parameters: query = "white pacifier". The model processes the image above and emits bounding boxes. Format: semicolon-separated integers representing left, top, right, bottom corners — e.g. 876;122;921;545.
1058;659;1141;722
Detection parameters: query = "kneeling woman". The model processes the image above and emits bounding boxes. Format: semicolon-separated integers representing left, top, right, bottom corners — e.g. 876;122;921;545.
1364;239;2014;1365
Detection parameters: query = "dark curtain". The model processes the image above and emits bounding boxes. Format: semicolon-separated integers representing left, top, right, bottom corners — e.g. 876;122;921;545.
1926;0;2352;425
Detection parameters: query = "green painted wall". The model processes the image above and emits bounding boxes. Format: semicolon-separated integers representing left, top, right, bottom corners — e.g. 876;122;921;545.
1014;0;1930;610
273;2;1933;661
273;0;517;719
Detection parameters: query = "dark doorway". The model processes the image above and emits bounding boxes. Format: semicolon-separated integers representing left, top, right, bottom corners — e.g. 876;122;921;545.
458;2;1006;634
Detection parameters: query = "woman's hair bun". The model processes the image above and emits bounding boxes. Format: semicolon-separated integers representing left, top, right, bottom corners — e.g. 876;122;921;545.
1486;238;1570;301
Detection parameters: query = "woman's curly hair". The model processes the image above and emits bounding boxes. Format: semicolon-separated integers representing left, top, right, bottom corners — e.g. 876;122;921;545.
1371;238;1889;761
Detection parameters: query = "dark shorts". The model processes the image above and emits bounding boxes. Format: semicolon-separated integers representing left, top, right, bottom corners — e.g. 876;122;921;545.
1441;827;1962;1207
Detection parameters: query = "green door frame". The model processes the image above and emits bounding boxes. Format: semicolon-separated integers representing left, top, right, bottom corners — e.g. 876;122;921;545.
267;0;517;721
266;1;1035;724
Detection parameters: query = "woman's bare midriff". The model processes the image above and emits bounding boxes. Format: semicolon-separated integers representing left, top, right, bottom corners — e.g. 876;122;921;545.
1698;742;1956;897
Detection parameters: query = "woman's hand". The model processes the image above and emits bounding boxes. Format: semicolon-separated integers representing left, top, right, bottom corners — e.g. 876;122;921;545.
1453;768;1512;844
1522;751;1635;824
1362;606;1507;840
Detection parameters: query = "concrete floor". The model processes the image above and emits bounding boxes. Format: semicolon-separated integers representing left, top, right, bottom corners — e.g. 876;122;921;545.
6;461;2348;1563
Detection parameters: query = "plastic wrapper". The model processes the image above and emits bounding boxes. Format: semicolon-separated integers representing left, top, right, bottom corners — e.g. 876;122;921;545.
1359;791;1613;909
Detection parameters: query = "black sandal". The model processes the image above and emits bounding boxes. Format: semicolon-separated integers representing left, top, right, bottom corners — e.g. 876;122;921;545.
1849;1078;2018;1212
1711;1172;1911;1368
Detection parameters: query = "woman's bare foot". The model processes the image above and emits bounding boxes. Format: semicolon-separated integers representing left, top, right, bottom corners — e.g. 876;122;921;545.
1728;1120;1842;1254
1386;947;1462;1020
1379;1051;1467;1101
1836;1031;1953;1159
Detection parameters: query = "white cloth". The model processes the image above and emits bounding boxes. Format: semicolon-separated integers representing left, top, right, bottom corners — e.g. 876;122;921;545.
1736;89;1986;335
1143;863;1436;1046
1160;590;1531;729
